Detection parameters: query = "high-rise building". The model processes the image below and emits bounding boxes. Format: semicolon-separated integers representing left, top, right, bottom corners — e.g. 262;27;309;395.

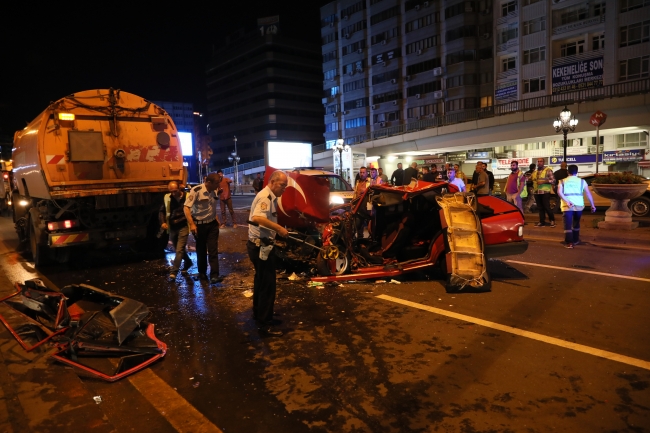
320;0;495;149
206;25;325;171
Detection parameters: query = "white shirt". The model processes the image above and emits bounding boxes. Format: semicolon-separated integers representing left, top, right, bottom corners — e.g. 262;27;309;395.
248;186;278;241
184;184;218;221
448;177;466;192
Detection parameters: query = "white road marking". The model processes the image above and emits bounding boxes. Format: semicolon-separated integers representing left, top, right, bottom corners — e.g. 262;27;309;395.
377;294;650;371
128;369;224;433
506;260;650;283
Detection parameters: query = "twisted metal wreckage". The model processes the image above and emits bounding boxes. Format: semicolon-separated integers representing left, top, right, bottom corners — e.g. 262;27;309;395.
0;279;166;381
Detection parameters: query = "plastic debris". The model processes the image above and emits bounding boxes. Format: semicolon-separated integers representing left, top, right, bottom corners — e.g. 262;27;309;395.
375;280;386;284
389;279;401;284
193;382;200;388
288;272;300;281
243;289;253;297
189;377;194;380
307;281;324;287
93;396;102;404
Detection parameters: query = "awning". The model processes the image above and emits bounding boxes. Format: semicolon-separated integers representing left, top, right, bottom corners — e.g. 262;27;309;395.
638;161;650;168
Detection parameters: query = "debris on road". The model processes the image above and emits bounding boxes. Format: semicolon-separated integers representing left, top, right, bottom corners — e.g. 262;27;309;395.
243;289;254;297
93;396;102;404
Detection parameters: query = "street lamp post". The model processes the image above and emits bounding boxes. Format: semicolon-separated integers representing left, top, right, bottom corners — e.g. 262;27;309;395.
333;138;350;178
228;136;240;195
553;106;579;161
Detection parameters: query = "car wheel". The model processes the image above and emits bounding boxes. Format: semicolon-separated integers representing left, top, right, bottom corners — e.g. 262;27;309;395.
316;248;350;276
629;196;650;218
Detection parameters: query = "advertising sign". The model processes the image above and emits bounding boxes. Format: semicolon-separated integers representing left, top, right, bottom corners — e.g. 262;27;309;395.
496;81;517;100
497;157;533;169
603;149;645;162
468;151;490;159
552;57;603;94
266;141;312;169
258;16;279;35
548;155;602;165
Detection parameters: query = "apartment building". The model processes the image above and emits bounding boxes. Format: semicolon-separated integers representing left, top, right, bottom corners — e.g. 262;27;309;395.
320;0;495;149
319;0;649;176
206;29;325;169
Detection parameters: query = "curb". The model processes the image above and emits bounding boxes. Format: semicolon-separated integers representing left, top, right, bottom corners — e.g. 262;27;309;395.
526;233;650;251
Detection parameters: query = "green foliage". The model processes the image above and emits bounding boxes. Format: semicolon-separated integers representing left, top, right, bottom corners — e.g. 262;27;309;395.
590;172;645;184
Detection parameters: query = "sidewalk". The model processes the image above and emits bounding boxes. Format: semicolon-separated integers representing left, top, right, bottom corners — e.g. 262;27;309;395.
523;211;650;251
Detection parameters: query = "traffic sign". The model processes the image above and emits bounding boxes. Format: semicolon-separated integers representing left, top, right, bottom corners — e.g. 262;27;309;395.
590;111;607;127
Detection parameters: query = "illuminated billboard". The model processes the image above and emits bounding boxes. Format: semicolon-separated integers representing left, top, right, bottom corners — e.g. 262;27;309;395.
266;141;312;169
178;132;193;156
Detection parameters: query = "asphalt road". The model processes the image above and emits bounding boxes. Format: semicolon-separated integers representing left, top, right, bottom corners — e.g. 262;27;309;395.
0;214;648;432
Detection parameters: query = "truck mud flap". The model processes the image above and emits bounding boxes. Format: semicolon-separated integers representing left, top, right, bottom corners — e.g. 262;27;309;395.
436;193;490;293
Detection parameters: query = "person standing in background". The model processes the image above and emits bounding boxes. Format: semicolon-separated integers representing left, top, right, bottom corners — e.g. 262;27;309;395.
454;164;467;184
523;163;537;213
422;166;436;182
216;169;237;228
532;158;556;227
553;161;569;214
447;167;466;192
378;167;389;184
473;162;490;196
505;161;526;212
252;173;263;194
160;181;193;281
557;164;596;248
483;162;495;195
391;163;404;186
402;162;419;185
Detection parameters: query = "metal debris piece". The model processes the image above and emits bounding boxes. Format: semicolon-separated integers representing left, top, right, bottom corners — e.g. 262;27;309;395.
288;272;300;281
93;396;102;404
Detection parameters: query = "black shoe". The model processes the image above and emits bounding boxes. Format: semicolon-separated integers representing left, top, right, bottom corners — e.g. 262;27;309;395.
210;276;224;284
534;222;544;227
192;273;209;281
259;327;283;337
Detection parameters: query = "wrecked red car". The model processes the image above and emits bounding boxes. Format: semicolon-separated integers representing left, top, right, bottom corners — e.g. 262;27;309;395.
265;168;527;292
0;279;167;381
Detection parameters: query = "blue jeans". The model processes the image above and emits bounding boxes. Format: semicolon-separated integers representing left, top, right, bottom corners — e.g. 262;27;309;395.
170;225;192;272
563;210;583;243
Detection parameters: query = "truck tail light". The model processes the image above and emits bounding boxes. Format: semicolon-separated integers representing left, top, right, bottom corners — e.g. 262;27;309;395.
47;220;78;231
2;173;7;180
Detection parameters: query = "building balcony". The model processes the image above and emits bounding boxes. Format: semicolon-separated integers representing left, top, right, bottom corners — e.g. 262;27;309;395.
497;68;519;80
552;49;605;67
552;15;605;36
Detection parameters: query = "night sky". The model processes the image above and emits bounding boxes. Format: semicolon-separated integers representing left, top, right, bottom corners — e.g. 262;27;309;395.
1;1;332;137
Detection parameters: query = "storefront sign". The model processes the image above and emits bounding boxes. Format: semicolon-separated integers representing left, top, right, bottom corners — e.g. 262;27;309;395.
552;57;603;94
446;152;467;162
467;151;490;159
423;158;446;165
496;81;517;100
603;149;645;162
549;155;602;165
497;157;533;169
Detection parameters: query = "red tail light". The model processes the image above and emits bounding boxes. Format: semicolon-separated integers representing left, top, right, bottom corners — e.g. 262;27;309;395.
47;220;78;231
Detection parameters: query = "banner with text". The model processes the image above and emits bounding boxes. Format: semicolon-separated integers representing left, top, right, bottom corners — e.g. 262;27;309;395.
552;57;603;94
603;149;645;162
549;155;602;165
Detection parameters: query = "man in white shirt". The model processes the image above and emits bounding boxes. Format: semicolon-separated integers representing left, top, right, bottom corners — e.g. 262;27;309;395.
447;167;466;192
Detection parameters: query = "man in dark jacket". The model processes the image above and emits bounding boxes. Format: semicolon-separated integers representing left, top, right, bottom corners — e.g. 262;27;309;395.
402;162;419;185
483;162;495;195
390;163;404;186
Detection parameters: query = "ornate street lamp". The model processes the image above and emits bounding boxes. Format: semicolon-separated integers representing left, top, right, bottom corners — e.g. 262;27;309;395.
228;136;240;195
333;138;350;177
553;106;578;161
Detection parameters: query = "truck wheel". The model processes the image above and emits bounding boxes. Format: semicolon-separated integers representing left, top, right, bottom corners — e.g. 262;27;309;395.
315;248;349;276
29;222;50;267
629;196;650;218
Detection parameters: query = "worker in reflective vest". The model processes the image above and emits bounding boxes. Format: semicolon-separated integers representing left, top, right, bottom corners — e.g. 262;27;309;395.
557;164;596;249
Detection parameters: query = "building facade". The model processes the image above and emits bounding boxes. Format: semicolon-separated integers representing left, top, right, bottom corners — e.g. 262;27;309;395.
206;30;325;171
318;0;650;179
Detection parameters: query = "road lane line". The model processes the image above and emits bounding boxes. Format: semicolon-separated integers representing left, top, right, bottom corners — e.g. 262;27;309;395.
506;260;650;283
377;294;650;371
128;369;224;433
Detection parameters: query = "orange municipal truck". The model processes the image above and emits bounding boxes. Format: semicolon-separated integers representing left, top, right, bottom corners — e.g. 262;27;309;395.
12;89;186;265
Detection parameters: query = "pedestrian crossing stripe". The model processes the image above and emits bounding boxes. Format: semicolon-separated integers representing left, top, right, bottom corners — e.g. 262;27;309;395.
50;233;90;245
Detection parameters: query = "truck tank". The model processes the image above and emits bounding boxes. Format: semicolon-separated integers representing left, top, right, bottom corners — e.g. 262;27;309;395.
12;89;187;265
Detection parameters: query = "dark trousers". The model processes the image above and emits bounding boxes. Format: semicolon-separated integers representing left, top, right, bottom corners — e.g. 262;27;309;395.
535;193;555;224
220;198;235;225
563;210;583;243
195;221;220;277
247;241;277;323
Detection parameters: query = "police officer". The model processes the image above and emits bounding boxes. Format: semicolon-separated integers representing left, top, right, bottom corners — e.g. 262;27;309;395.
247;171;288;337
183;172;223;283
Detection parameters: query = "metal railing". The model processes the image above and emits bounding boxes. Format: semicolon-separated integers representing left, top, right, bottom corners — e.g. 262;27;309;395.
318;78;649;150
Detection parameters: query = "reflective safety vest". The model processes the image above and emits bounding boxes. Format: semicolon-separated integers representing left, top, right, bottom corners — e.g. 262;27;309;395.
532;167;553;193
560;176;585;211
